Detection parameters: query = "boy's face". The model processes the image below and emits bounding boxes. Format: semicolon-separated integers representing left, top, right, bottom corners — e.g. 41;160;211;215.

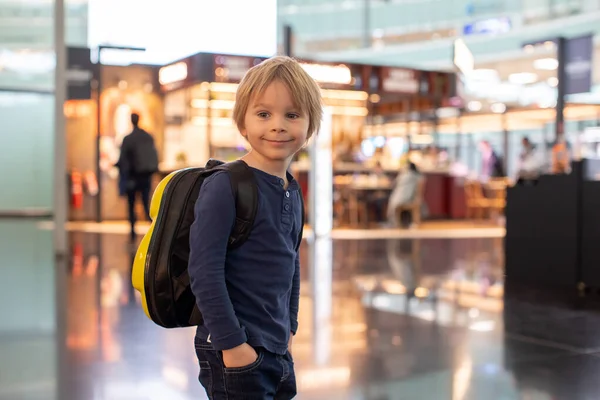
241;80;309;164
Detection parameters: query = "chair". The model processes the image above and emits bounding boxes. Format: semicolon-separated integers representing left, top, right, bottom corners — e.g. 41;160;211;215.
464;180;504;220
395;177;426;227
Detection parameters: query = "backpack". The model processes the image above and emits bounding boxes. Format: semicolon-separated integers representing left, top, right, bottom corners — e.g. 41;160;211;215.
131;130;159;174
131;159;304;328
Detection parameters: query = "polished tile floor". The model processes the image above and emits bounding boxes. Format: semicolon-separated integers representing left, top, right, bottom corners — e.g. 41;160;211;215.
2;219;600;399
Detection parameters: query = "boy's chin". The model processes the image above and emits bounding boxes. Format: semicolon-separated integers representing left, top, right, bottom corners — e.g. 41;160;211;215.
267;153;296;162
254;147;300;160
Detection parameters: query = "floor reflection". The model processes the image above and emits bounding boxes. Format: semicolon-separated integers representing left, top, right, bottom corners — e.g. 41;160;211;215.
4;221;600;399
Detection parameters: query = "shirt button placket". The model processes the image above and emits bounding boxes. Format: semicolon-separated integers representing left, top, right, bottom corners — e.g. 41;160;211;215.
282;188;292;226
283;191;291;212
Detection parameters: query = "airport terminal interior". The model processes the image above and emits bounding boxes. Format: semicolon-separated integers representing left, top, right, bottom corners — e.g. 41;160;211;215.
4;0;600;399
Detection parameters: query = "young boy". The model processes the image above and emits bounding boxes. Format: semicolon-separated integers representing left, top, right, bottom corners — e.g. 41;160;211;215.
188;56;323;399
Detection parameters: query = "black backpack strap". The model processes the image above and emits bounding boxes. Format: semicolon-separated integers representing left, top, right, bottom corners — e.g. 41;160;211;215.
216;160;258;249
296;186;305;252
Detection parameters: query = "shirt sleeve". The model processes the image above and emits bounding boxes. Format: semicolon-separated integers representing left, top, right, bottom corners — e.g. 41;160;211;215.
290;192;302;335
289;249;300;335
188;171;248;350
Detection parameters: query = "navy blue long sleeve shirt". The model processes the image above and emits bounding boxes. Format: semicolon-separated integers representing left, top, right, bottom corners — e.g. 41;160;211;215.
188;166;302;355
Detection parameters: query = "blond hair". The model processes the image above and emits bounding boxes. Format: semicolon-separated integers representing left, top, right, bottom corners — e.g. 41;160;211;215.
233;56;323;139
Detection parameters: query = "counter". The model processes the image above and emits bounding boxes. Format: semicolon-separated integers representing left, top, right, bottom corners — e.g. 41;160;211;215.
505;159;600;288
292;165;466;224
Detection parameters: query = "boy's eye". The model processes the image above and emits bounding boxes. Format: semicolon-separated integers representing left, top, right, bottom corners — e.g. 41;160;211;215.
287;113;300;119
257;112;270;118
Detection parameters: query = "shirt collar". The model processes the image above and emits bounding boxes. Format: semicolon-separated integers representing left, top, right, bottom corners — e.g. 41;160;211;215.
249;167;299;190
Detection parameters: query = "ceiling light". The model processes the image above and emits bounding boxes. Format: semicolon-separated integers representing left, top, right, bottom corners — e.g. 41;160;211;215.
491;103;506;113
284;5;299;14
410;135;434;145
341;0;355;9
533;58;558;70
469;320;495;332
467;101;482;111
547;77;559;87
468;69;500;82
369;94;381;103
508;72;538;85
414;287;430;297
454;38;474;75
539;99;557;109
436;107;460;118
372;29;384;39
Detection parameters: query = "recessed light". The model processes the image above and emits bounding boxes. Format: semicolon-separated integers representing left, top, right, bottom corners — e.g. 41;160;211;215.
467;101;482;111
533;58;558;70
491;103;507;113
468;69;499;82
509;72;538;85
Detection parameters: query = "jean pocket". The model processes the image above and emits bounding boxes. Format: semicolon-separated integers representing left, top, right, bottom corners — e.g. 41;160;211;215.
198;361;213;396
223;349;264;374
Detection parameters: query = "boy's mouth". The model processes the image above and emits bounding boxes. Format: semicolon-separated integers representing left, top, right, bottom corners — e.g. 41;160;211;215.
263;139;294;143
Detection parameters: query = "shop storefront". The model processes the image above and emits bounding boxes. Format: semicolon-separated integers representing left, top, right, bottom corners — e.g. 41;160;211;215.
65;47;455;225
64;50;457;226
156;53;457;224
314;64;458;224
65;63;163;221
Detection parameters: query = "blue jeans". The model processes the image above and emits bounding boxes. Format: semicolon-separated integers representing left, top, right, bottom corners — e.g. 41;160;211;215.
194;337;297;400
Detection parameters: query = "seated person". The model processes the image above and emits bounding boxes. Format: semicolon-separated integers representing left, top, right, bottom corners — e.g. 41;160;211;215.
516;137;544;184
387;162;421;226
551;134;570;174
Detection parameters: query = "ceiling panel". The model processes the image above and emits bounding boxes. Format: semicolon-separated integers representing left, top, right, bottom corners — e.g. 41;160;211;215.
0;1;87;49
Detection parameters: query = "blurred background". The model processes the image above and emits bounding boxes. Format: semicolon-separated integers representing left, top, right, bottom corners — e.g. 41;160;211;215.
2;0;600;399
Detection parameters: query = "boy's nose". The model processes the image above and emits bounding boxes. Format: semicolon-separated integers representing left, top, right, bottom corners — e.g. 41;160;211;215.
270;118;287;133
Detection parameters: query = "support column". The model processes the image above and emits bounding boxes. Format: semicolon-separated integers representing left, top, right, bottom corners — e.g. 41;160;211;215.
363;0;371;48
53;0;67;256
555;37;566;141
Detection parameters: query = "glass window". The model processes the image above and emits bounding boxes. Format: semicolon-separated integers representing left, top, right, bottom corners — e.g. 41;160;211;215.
0;91;55;213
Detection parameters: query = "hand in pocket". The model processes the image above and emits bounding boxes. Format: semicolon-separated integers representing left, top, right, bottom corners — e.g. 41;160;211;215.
222;343;258;369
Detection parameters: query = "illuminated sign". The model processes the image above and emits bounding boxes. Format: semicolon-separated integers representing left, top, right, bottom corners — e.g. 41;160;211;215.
381;67;419;93
453;38;474;75
463;17;511;36
300;63;352;85
214;55;264;82
159;62;188;85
